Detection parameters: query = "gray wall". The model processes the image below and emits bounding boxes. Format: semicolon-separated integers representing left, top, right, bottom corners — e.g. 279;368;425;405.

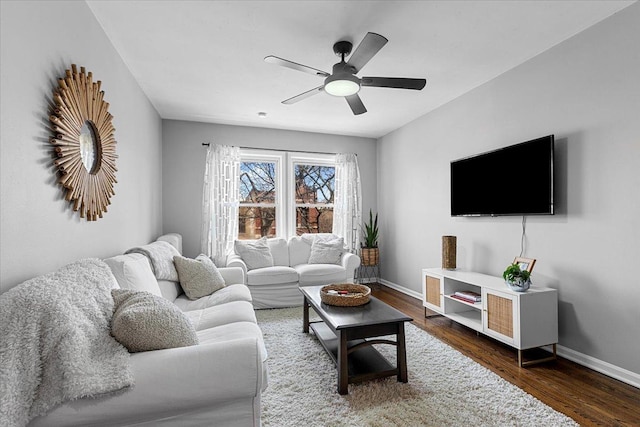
162;120;377;258
377;4;640;377
0;1;163;292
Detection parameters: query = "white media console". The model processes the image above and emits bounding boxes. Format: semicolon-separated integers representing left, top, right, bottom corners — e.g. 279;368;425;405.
422;268;558;367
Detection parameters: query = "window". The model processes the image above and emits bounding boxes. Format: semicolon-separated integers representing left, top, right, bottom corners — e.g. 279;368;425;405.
237;150;335;240
293;163;335;235
238;155;282;239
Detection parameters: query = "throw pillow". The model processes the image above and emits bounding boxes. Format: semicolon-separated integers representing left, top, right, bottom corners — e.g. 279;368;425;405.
111;289;199;353
308;236;345;265
104;253;163;297
234;237;274;270
173;254;225;300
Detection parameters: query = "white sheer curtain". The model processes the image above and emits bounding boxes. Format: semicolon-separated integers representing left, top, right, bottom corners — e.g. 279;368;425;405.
201;144;240;266
332;153;362;253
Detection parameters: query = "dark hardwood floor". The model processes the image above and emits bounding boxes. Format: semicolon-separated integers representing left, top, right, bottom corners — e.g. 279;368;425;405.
370;283;640;427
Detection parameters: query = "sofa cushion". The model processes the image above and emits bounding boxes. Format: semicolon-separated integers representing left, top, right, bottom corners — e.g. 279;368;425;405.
267;238;290;266
288;236;312;267
184;301;257;331
294;264;347;286
173;284;252;312
173;254;226;300
247;266;298;286
234;237;274;270
217;266;245;286
308;236;344;265
111;289;199;353
104;253;163;297
157;279;182;302
197;321;268;364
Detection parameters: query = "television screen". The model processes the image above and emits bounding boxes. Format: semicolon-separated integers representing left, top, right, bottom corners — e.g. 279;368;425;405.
450;135;554;216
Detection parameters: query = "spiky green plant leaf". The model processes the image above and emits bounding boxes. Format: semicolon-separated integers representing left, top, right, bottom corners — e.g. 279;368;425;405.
362;209;379;248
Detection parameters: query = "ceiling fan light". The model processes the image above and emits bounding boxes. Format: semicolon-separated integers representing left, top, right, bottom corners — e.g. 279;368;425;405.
324;74;360;97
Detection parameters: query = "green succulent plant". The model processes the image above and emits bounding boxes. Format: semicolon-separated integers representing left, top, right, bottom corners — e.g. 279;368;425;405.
362;210;378;248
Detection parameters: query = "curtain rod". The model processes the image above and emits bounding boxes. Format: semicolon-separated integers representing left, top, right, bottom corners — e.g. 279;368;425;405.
201;143;355;157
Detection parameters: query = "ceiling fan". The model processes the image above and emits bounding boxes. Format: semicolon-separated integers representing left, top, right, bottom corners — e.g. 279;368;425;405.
265;32;426;115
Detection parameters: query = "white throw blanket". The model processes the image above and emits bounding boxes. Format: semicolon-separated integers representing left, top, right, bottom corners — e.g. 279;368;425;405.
0;258;133;426
125;241;180;281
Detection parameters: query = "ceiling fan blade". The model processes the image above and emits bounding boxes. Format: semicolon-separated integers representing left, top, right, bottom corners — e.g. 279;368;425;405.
361;77;426;90
265;56;329;77
345;94;367;115
282;86;324;104
346;32;388;73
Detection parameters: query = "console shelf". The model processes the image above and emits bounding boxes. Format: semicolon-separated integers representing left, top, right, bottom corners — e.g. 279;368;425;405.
422;268;558;367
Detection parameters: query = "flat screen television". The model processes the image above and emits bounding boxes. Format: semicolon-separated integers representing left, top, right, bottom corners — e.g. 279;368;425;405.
450;135;554;216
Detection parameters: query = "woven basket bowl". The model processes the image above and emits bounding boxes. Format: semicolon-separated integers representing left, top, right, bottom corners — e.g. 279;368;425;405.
320;283;371;307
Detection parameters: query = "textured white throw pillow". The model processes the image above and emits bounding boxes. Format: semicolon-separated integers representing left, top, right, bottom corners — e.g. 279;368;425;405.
111;289;199;353
234;237;274;270
308;236;344;265
173;254;226;300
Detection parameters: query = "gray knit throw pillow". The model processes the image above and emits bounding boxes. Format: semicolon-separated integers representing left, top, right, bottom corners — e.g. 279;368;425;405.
308;236;344;265
111;289;198;353
173;254;226;300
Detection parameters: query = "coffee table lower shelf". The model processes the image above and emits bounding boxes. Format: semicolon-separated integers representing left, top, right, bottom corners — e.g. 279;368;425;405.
309;321;397;384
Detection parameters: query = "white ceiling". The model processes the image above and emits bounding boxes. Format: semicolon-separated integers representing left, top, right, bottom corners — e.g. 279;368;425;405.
87;0;634;139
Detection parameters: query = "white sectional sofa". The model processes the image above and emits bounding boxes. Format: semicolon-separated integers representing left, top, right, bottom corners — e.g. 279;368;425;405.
227;234;360;309
29;233;267;427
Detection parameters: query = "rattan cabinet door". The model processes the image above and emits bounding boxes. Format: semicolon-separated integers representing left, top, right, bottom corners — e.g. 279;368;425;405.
483;289;517;346
423;273;443;314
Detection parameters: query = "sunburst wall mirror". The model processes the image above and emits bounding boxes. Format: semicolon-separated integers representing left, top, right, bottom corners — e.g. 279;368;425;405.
50;64;117;221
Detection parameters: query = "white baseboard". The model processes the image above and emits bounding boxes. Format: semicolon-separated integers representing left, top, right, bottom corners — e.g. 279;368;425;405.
378;278;640;389
378;278;422;300
556;345;640;389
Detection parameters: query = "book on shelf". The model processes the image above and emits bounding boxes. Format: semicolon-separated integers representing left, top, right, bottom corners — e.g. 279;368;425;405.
453;291;481;302
449;294;481;304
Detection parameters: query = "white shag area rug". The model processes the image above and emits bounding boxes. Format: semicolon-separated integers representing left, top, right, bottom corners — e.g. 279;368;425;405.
256;307;577;427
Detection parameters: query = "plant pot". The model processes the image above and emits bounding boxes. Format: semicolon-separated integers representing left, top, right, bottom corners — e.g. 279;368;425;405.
506;278;531;292
361;247;379;266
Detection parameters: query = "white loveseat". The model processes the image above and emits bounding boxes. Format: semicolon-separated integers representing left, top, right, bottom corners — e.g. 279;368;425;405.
227;234;360;309
29;233;267;427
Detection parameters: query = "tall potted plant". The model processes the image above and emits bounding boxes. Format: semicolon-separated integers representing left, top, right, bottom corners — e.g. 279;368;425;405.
361;210;379;266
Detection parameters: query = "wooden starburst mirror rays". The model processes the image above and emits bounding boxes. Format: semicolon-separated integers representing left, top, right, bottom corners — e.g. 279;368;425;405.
50;64;117;221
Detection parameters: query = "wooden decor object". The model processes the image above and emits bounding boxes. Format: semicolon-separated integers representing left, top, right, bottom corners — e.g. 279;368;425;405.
442;235;457;270
50;64;117;221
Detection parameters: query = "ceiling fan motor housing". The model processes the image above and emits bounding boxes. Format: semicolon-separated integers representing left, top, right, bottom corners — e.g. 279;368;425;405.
331;61;357;76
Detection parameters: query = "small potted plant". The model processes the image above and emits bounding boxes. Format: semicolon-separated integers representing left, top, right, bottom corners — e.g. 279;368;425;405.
502;263;531;292
361;210;379;266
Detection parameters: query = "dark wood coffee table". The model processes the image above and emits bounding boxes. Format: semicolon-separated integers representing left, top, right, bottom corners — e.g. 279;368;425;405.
300;285;412;395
